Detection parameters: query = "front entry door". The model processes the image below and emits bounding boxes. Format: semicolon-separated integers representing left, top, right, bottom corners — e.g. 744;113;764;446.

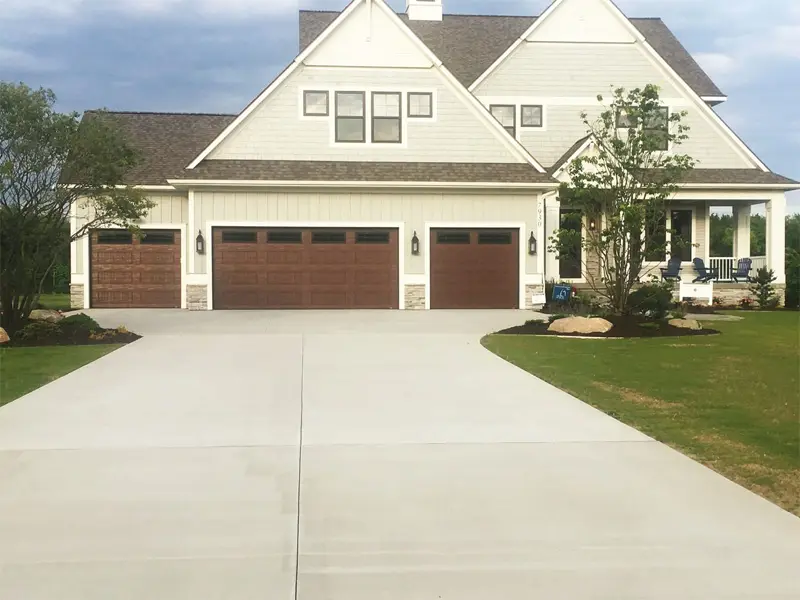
559;209;583;279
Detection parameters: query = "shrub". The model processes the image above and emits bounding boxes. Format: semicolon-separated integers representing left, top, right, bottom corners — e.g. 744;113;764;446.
739;298;754;310
15;321;60;343
628;282;673;319
60;314;101;331
749;267;778;310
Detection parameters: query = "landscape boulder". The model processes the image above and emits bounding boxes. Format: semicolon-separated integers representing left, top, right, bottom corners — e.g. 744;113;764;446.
29;309;64;324
668;318;702;330
0;327;9;344
548;316;613;335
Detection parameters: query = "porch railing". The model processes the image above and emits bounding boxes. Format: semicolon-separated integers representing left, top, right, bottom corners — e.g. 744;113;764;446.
708;257;767;282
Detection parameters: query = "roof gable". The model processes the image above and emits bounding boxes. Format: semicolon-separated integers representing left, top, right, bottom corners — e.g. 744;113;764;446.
299;10;723;97
189;0;546;172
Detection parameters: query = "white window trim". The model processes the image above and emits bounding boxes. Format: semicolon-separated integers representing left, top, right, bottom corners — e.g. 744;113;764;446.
423;221;528;310
202;220;406;311
81;223;187;310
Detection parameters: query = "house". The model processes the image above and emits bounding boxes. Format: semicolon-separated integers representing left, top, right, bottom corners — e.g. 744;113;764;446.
69;0;799;311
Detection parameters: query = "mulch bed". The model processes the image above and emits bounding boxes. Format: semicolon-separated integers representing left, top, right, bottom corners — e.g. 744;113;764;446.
8;328;141;348
497;315;720;338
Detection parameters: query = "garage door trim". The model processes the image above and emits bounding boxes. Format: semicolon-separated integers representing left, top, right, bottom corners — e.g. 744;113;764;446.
205;220;406;310
424;222;526;310
83;223;186;310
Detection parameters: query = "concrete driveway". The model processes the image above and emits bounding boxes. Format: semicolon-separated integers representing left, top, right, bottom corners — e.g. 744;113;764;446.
1;310;798;599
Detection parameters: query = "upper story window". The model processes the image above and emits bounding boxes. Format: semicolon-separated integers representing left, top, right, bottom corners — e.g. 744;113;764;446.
521;105;543;128
490;104;515;137
408;92;432;118
617;107;669;151
303;91;329;116
372;92;402;143
335;92;366;143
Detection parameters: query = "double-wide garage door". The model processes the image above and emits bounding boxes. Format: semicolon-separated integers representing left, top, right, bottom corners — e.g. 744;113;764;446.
212;228;399;309
90;229;181;308
430;228;519;309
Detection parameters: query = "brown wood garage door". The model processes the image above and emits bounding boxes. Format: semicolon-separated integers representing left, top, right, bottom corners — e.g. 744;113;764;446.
212;228;399;309
90;229;181;308
430;228;519;309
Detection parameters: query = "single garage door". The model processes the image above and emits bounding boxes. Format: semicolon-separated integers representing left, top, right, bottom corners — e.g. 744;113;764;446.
90;229;181;308
212;228;399;309
430;228;519;309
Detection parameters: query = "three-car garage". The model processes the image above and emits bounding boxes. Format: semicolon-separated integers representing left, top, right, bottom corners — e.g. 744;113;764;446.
85;226;523;310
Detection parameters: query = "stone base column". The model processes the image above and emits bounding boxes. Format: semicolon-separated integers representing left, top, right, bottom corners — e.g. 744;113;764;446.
525;284;545;309
404;284;426;310
187;285;208;311
70;284;84;310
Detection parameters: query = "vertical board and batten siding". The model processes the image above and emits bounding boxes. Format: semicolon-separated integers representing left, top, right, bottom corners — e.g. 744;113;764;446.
207;66;522;164
72;194;188;275
475;43;754;169
193;190;540;276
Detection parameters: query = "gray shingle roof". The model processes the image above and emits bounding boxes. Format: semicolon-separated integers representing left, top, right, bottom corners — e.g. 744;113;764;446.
180;159;556;184
677;169;798;185
299;11;724;98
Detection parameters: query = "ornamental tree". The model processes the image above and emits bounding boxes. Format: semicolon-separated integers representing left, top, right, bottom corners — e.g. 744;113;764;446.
0;82;154;333
550;84;695;314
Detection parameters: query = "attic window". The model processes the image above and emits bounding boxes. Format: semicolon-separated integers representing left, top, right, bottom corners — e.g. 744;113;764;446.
335;92;365;143
490;105;515;137
408;92;432;118
521;105;543;128
303;91;329;116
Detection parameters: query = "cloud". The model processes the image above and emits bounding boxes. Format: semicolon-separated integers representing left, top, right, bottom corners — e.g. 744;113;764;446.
0;47;58;72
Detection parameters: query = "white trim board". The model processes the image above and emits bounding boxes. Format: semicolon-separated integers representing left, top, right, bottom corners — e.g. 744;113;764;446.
423;221;528;310
168;179;558;190
81;223;188;310
203;220;406;311
186;0;547;173
468;0;769;172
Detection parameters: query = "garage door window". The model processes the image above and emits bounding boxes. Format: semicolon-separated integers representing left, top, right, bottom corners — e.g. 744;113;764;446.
312;231;346;244
356;231;390;244
222;231;257;243
436;231;470;244
141;231;175;245
478;232;512;245
97;231;132;244
267;231;303;244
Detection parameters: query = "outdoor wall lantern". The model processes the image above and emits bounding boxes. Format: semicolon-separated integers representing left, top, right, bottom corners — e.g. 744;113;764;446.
528;232;537;255
196;230;206;255
589;218;597;231
411;231;420;255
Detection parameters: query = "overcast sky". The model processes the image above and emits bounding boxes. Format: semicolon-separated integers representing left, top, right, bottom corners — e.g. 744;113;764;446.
2;0;798;210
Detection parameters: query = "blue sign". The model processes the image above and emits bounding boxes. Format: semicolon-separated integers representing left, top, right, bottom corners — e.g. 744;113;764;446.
552;285;572;302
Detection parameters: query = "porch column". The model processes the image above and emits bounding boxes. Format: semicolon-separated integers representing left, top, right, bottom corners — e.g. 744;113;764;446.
766;193;786;283
732;204;751;259
544;194;561;282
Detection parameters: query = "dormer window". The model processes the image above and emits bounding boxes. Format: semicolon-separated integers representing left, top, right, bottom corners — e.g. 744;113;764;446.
303;91;329;116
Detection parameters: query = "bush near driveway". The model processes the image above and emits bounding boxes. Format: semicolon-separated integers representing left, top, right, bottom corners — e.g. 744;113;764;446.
483;312;800;516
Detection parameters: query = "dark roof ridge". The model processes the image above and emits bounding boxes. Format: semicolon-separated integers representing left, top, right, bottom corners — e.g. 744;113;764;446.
83;110;237;117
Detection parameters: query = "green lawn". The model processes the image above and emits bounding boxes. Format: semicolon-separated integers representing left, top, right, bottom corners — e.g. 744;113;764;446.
0;345;121;407
37;293;71;311
483;312;800;516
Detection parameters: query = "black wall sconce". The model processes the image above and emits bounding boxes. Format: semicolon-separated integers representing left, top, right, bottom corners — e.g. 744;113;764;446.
589;218;597;231
196;230;206;255
411;231;420;255
528;232;537;255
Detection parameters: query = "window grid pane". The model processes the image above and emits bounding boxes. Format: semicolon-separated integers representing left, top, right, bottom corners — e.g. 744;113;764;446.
373;92;401;143
303;91;328;116
408;92;432;117
521;105;543;127
373;93;400;117
490;105;515;137
336;92;364;117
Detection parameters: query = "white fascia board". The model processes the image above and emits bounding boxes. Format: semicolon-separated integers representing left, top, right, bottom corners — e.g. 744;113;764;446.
551;136;595;178
167;179;558;190
185;0;366;170
701;95;728;103
677;183;800;190
63;184;177;191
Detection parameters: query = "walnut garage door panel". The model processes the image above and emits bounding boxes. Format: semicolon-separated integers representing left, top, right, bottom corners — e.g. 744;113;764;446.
430;228;519;309
90;229;181;308
212;228;399;309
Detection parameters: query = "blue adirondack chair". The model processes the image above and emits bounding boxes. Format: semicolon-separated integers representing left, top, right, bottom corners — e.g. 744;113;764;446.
660;256;683;282
732;258;753;283
692;258;718;283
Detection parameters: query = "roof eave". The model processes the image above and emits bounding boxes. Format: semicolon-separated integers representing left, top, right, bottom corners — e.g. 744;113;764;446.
167;178;558;190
